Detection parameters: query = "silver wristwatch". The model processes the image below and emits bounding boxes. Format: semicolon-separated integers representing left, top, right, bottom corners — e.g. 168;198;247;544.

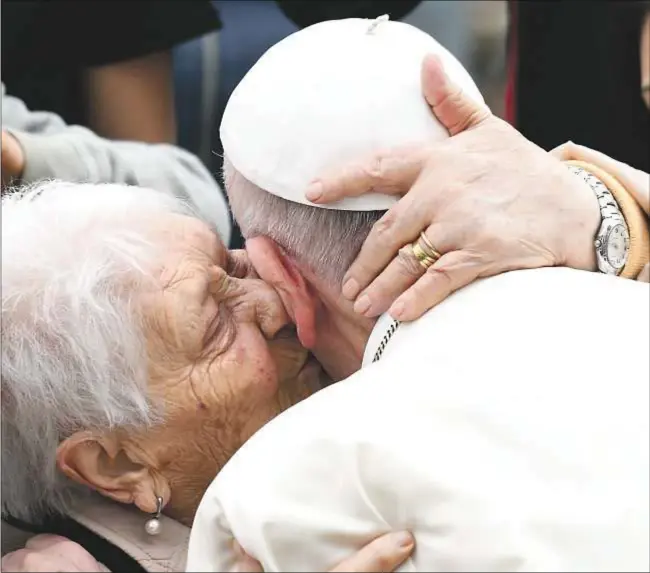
567;165;630;275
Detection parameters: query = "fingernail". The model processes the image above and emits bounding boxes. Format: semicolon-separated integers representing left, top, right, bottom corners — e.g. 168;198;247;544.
393;531;414;549
342;277;360;299
353;294;371;316
389;300;404;320
305;181;323;202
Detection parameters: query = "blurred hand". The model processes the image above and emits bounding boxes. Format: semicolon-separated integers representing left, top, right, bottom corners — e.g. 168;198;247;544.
1;534;107;572
306;55;600;321
232;530;414;572
1;130;26;190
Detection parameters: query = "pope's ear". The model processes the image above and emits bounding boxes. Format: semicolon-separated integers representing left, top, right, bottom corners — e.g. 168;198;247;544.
246;236;317;348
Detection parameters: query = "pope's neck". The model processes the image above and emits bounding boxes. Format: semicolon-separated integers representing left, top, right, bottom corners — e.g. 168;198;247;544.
310;287;377;382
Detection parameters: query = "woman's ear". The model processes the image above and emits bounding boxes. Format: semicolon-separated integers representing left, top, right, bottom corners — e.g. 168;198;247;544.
56;431;169;514
246;236;317;348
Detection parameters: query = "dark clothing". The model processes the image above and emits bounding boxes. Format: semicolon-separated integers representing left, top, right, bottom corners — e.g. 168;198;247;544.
1;0;221;128
508;0;649;171
277;0;421;28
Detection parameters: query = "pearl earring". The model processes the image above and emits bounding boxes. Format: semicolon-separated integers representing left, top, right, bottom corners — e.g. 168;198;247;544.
144;495;163;536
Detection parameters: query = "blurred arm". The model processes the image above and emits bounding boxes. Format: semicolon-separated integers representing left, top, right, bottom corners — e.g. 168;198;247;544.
1;83;231;243
84;50;176;143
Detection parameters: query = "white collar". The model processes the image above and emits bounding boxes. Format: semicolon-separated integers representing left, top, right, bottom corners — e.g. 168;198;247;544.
361;313;401;367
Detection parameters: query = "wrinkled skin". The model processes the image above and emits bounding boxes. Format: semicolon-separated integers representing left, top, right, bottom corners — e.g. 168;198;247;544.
5;214;413;572
308;55;600;321
57;214;323;525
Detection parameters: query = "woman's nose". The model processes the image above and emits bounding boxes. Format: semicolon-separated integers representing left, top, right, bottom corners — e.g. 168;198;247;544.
250;278;291;339
226;249;258;279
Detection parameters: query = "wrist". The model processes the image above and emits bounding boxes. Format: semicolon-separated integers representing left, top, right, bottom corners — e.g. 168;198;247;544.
7;129;84;183
565;160;649;278
556;164;600;272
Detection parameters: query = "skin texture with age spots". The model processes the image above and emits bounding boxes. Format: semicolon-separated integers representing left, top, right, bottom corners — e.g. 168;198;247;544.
56;214;321;526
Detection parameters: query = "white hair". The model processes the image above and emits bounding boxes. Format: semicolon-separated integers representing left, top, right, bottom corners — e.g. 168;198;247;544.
1;181;196;522
224;158;385;286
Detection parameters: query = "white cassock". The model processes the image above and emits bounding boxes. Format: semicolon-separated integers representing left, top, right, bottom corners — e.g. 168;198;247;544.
187;268;650;572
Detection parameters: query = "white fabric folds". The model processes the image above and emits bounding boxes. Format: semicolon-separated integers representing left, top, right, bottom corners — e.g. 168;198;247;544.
188;269;650;572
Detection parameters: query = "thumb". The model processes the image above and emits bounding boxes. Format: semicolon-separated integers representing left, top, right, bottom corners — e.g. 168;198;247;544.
232;542;264;573
421;54;491;136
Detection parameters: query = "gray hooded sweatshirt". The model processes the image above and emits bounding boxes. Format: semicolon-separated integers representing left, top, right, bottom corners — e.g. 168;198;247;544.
1;82;231;243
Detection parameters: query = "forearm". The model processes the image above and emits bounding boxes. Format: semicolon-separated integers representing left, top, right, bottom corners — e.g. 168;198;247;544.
84;50;177;143
2;84;230;242
13;129;230;241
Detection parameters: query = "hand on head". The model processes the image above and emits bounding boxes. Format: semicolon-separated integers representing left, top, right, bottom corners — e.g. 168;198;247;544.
308;55;601;321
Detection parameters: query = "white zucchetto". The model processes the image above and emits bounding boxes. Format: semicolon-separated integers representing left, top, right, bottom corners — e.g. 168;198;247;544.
220;16;484;211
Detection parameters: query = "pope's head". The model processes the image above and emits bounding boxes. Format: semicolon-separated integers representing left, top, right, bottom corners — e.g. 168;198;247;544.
224;17;484;380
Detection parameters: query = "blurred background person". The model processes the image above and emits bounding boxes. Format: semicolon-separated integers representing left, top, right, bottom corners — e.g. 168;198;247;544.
0;85;232;243
1;0;232;241
1;0;422;249
7;1;645;248
507;0;649;170
2;0;219;143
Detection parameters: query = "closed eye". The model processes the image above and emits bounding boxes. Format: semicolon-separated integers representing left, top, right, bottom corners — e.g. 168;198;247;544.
201;303;236;358
203;308;222;346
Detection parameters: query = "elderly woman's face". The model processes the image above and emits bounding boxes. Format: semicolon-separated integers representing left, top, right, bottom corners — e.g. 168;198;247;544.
59;214;321;523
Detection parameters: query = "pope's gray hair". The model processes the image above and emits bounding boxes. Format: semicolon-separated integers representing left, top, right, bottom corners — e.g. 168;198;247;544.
224;157;385;286
1;181;195;522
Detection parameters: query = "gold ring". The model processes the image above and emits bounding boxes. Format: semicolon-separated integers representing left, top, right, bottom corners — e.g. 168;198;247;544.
412;242;435;269
418;232;442;260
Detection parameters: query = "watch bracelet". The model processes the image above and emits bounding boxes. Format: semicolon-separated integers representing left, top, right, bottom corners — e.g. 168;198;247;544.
565;164;629;274
566;165;626;226
564;159;650;279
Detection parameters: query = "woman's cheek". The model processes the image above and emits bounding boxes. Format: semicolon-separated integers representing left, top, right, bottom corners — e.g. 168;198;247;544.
229;334;280;399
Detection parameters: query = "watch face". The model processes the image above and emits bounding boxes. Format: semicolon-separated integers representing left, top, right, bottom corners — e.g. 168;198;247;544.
606;224;630;270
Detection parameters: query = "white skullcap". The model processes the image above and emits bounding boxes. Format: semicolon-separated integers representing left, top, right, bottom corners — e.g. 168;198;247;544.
220;16;485;211
187;269;649;571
